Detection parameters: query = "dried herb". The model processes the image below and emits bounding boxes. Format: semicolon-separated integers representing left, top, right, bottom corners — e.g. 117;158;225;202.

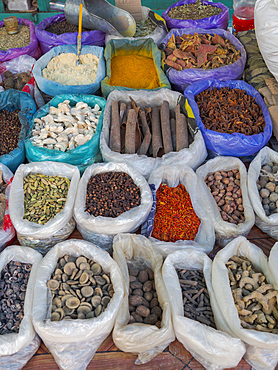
152;183;200;242
0;109;21;155
168;0;222;20
45;19;89;35
134;18;156;37
0;25;30;51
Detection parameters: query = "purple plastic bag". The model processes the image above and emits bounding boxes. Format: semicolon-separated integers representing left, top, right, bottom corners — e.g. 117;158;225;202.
0;18;38;62
162;0;229;30
35;14;105;54
161;28;246;93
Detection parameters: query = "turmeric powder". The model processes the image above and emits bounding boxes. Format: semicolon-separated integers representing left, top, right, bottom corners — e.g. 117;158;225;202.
109;54;160;90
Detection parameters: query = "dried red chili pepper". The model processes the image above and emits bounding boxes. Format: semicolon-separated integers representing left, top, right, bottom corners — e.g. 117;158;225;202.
152;183;200;242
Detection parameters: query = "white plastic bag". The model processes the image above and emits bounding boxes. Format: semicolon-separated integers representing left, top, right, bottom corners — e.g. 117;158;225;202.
144;164;215;254
248;147;278;239
0;245;42;368
100;88;207;179
9;161;80;253
162;248;246;369
196;156;255;247
0;163;15;252
73;162;153;253
1;55;35;76
32;239;124;370
255;0;278;83
212;236;278;370
112;233;175;364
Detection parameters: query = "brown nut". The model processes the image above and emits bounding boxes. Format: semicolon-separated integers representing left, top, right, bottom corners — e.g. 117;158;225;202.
136;305;150;318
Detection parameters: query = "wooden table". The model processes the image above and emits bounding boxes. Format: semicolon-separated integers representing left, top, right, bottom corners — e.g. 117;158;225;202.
22;225;275;370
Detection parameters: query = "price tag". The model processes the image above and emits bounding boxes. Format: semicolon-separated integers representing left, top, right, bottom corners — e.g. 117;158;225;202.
115;0;142;22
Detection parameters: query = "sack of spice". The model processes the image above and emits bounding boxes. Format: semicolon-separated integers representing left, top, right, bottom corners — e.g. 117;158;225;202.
35;13;105;54
247;147;278;240
0;163;15;252
24;94;106;173
212;236;278;370
112;233;175;364
0;18;38;62
0;89;37;173
74;162;153;253
105;7;167;46
184;79;272;157
160;28;246;92
0;245;42;368
32;239;124;370
101;38;170;97
9;161;80;254
162;0;229;30
196;156;255;247
33;44;105;97
100;88;207;179
162;248;246;369
142;164;215;254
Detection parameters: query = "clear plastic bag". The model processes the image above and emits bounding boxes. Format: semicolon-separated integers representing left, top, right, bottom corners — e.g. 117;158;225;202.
9;161;80;254
196;156;255;246
100;88;207;179
32;239;124;370
142;164;215;253
212;236;278;370
162;248;246;369
0;245;42;367
74;162;153;253
112;233;175;364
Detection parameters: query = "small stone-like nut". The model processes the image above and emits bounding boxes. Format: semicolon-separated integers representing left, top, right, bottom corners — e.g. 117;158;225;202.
270;193;278;203
55;307;65;320
138;270;148;283
76;256;87;267
64;262;76;276
63;306;74;315
91;263;102;275
65;296;80;309
102;274;110;284
144;292;153;301
86;311;95;319
129;295;149;307
95;304;102;317
136;305;150;318
47;279;59;291
151;306;162;317
53;297;62;308
95;287;103;297
51;311;61;321
133;289;143;296
150;297;159;309
143;280;153;292
101;296;111;308
80;262;90;270
79;272;89;285
91;295;102;307
81;286;94;298
262;165;272;173
61;294;73;304
70;267;78;280
95;276;106;286
266;182;276;193
260;188;270;198
144;314;158;325
77;305;92;315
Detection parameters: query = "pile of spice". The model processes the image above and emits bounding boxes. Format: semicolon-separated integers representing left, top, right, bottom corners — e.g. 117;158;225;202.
23;173;70;225
109;55;160;90
128;262;162;327
109;99;189;157
168;0;222;20
0;171;7;229
177;268;216;328
164;33;241;71
47;254;114;321
0;25;30;51
257;161;278;216
0;109;21;156
195;87;266;135
0;261;32;334
134;18;156;37
45;19;89;35
152;183;200;242
85;171;141;218
0;70;30;91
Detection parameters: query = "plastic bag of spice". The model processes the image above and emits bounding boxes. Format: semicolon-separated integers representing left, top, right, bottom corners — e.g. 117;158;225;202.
162;0;229;30
0;18;38;62
160;28;246;92
100;88;207;179
9;161;80;254
0;245;42;367
112;233;175;364
35;13;105;54
74;162;153;253
184;79;272;157
32;239;124;370
247;147;278;240
33;44;105;97
0;89;37;173
142;164;215;254
162;248;246;369
212;236;278;370
196;156;255;247
24;94;106;173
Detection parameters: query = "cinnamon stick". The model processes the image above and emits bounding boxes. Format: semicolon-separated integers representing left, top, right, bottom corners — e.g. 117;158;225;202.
160;100;173;154
110;100;121;152
138;109;152;155
125;109;137;154
151;107;163;158
175;104;188;151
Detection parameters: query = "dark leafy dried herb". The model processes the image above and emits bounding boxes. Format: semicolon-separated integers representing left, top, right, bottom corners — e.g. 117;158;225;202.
0;110;21;155
168;0;222;20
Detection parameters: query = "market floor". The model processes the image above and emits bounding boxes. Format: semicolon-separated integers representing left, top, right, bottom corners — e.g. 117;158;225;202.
22;225;274;370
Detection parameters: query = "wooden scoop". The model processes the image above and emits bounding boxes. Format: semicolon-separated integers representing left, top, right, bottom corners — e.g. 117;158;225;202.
76;3;82;65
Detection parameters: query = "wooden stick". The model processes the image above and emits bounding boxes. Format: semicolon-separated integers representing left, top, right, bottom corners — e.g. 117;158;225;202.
170;117;176;151
138;109;152;155
125;109;137;154
160;100;173;154
175;104;188;151
109;100;121;152
151;107;163;158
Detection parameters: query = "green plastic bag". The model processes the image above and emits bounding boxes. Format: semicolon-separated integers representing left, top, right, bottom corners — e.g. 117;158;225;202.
24;94;106;172
101;38;171;97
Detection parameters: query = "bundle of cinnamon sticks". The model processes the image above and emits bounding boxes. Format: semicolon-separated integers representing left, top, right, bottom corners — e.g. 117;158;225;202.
0;171;7;229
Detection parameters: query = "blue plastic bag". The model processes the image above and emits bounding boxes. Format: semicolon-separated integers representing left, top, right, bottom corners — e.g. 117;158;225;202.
25;94;106;172
33;44;105;97
162;0;229;30
0;90;37;173
184;79;272;157
35;14;105;54
160;28;246;93
141;184;156;238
